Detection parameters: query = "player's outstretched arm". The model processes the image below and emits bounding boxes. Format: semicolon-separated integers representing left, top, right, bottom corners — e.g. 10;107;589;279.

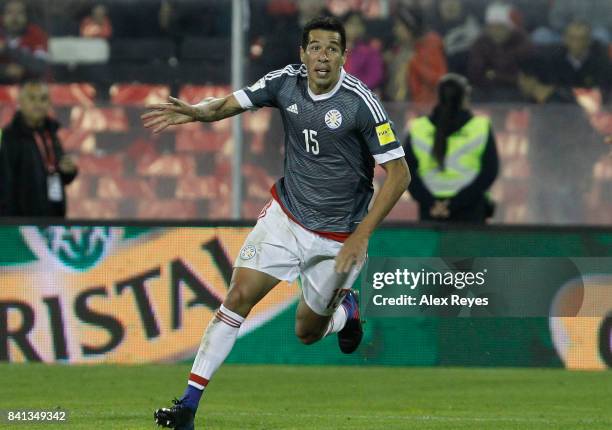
141;94;246;133
335;157;410;273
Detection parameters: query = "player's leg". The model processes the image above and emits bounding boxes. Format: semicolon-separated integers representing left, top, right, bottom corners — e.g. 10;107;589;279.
155;199;300;429
294;293;332;344
295;244;363;352
154;267;280;429
187;267;280;393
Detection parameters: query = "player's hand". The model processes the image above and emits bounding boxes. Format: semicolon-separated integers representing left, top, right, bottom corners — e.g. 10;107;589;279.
141;96;197;133
335;231;368;274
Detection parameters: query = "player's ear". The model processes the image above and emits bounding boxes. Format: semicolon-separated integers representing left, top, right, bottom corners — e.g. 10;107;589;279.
299;46;305;63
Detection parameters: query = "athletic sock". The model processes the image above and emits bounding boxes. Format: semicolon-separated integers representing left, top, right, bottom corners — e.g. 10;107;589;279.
182;304;245;411
323;303;349;337
180;385;203;411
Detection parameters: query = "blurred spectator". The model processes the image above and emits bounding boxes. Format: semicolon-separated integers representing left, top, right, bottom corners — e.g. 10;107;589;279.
0;81;78;217
107;0;227;39
404;74;499;223
518;63;576;105
0;0;48;84
326;0;359;18
549;20;612;102
504;0;550;34
384;7;447;104
431;0;480;75
343;12;384;91
46;0;90;37
158;0;180;40
533;0;612;45
518;61;604;224
467;2;533;102
297;0;331;27
249;0;301;81
80;4;112;39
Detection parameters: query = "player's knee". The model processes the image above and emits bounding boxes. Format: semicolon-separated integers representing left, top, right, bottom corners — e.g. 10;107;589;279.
295;326;323;345
223;283;255;316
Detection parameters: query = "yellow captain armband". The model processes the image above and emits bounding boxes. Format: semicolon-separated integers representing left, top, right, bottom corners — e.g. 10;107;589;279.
375;122;396;146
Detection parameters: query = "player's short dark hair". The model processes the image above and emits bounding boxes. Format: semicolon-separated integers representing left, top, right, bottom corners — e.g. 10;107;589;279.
301;16;346;53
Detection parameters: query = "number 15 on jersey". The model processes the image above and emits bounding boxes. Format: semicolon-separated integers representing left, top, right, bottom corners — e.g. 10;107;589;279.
302;129;319;155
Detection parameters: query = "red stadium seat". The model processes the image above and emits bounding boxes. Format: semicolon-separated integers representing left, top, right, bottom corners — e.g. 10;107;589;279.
175;176;221;199
70;106;129;132
57;128;95;152
65;176;92;200
49;83;97;106
136;154;196;177
77;154;125;175
110;84;170;106
0;85;18;103
176;127;227;152
67;199;119;219
178;85;231;104
97;177;157;199
136;199;198;219
0;105;17;126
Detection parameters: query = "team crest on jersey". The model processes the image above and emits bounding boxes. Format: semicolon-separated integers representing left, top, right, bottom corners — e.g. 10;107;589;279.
324;109;342;129
239;244;257;260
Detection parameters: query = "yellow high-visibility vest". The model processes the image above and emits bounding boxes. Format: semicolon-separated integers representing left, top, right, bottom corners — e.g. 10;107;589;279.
409;116;490;197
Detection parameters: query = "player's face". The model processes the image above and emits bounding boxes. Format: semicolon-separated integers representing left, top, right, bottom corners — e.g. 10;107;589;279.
300;29;345;95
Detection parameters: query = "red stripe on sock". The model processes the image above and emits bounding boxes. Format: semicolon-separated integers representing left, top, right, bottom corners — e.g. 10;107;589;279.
218;309;242;325
189;373;209;387
217;310;242;327
215;312;241;328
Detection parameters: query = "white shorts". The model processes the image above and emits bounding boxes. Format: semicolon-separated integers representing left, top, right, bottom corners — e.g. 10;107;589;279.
234;199;363;316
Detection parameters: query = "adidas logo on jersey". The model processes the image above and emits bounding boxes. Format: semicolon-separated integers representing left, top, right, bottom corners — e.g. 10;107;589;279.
286;104;299;114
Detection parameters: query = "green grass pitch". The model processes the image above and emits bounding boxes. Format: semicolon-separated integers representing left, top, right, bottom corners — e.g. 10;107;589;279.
2;364;611;429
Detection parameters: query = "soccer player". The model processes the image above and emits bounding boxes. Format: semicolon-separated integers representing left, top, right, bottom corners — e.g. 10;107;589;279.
142;16;410;430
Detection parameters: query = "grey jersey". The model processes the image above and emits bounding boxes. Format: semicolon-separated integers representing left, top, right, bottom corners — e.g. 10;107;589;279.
234;64;404;233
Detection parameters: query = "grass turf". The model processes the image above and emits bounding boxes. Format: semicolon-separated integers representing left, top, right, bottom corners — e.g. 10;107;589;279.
1;364;611;429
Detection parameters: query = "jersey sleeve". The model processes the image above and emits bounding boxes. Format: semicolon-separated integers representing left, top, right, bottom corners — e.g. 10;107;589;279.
355;92;405;164
233;68;288;110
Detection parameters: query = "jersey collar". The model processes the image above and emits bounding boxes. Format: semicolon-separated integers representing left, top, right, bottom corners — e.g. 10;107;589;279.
307;68;346;102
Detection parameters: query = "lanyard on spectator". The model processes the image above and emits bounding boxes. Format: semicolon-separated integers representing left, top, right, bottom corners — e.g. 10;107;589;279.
33;130;56;174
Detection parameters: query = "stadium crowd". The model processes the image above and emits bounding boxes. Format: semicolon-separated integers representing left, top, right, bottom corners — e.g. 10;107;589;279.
0;0;610;224
0;0;610;104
